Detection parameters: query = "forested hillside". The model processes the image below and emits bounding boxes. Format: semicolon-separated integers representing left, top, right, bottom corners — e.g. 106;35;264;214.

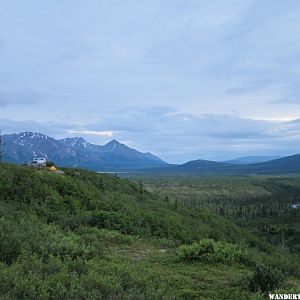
144;176;300;252
0;164;299;299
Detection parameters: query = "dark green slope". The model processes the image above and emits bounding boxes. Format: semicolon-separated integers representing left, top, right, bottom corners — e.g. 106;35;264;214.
0;164;299;299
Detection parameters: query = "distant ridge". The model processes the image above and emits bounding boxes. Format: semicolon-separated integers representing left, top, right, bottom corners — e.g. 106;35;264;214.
3;132;300;175
2;132;168;171
223;156;282;164
145;154;300;175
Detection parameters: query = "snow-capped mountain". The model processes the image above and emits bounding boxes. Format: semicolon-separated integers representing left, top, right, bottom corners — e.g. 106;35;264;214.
2;132;168;171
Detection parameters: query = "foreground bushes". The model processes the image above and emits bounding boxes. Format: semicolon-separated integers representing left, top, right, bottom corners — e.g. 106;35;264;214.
178;240;292;295
178;239;247;265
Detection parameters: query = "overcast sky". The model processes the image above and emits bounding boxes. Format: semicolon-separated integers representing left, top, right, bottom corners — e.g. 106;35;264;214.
1;0;300;163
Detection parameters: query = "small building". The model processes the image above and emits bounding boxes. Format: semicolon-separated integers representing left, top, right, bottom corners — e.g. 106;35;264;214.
31;157;47;167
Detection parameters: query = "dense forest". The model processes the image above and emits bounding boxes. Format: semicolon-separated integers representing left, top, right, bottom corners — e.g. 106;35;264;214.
0;164;299;299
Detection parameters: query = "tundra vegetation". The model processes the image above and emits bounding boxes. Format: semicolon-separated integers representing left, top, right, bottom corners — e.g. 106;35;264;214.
0;164;299;299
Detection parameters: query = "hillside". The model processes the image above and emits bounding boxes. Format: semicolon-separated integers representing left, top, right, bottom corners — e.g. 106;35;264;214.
143;176;300;252
0;164;299;299
2;132;167;171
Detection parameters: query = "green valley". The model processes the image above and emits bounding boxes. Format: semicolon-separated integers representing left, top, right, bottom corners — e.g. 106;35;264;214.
0;164;299;299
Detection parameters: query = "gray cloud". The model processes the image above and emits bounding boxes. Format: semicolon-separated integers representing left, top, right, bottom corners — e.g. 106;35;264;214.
2;110;300;163
0;89;40;107
1;1;300;161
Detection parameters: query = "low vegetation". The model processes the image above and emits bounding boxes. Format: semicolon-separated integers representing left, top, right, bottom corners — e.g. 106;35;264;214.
249;264;287;294
0;164;299;299
178;239;247;265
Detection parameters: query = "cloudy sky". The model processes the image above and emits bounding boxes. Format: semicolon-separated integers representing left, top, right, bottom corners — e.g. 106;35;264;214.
1;0;300;163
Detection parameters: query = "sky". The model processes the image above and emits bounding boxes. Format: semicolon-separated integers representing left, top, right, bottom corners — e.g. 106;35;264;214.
1;0;300;163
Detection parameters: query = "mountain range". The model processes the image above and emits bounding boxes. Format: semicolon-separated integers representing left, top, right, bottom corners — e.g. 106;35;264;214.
2;132;167;171
2;131;300;174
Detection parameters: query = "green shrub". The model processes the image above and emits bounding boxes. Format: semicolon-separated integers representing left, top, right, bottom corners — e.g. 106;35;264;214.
0;217;22;264
178;238;247;265
76;227;135;245
49;233;103;260
249;264;286;293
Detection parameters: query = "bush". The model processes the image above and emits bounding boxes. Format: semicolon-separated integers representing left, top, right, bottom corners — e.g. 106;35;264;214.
178;238;247;265
249;264;286;293
0;217;22;264
49;233;103;260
